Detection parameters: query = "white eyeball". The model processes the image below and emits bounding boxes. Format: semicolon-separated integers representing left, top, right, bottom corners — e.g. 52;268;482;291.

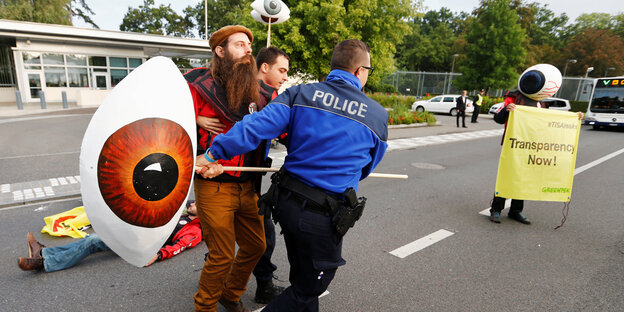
80;57;196;267
250;0;290;24
518;64;562;101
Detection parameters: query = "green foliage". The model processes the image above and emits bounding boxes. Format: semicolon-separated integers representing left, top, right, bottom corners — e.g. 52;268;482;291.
0;0;97;28
120;0;192;37
387;108;436;125
183;0;252;40
368;92;413;109
561;28;624;77
479;95;505;113
454;0;526;92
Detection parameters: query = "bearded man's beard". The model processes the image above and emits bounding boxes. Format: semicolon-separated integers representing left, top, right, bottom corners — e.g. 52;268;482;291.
212;52;259;112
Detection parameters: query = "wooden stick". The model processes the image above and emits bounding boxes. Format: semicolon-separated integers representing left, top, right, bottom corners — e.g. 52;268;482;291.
195;166;408;179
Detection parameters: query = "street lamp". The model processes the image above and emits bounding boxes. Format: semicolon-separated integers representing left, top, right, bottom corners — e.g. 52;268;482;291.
584;66;594;78
605;67;616;76
447;54;459;94
562;59;576;77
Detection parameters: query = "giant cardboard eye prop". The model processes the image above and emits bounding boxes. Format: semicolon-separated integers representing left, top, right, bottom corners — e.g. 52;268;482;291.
518;64;562;101
251;0;290;24
80;56;196;267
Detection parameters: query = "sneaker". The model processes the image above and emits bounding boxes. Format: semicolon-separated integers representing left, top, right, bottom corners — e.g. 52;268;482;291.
254;279;285;304
489;211;501;223
18;257;43;271
508;212;531;224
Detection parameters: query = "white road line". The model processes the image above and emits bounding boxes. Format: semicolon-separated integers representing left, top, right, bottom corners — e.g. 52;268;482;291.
67;176;78;184
74;175;81;182
58;177;68;185
574;147;624;175
0;151;79;161
251;291;329;312
50;178;59;187
389;229;455;259
480;147;624;215
1;184;9;193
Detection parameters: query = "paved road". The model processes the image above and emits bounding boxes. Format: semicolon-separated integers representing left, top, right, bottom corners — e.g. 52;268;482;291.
1;110;623;311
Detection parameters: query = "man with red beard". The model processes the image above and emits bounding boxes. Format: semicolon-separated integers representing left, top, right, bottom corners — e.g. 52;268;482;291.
184;25;268;312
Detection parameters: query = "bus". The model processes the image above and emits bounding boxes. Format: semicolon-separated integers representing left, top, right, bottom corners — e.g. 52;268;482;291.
584;77;624;129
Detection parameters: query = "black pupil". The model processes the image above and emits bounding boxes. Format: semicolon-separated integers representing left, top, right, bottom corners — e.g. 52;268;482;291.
133;153;178;201
519;70;545;94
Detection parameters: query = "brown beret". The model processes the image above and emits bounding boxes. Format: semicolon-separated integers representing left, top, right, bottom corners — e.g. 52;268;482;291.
209;25;253;51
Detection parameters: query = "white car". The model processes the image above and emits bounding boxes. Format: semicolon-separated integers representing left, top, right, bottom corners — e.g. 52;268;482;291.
489;97;571;114
411;94;474;116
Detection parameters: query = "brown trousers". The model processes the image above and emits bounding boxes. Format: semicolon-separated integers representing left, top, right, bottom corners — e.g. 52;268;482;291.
193;179;266;311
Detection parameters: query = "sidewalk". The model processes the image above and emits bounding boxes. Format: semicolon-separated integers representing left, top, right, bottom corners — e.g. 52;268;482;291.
0;107;499;208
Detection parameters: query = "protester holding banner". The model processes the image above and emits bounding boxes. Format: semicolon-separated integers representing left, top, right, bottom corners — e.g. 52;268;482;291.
17;200;201;272
489;64;583;224
196;39;388;312
184;25;270;312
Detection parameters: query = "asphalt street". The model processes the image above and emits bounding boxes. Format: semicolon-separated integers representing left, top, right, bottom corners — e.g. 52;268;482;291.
1;110;623;311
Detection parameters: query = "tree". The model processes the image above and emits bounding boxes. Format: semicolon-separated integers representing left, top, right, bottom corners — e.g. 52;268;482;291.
186;0;415;89
0;0;98;28
395;8;469;72
561;28;624;77
120;0;192;37
454;0;526;92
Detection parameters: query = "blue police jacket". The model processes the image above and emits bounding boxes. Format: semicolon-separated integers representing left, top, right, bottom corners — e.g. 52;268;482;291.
210;69;388;194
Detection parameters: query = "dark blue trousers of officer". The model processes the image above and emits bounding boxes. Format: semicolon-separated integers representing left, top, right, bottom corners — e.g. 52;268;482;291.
262;190;346;312
253;213;278;282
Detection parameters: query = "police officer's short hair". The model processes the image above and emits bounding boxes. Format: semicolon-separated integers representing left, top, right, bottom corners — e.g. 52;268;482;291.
256;46;290;70
330;39;371;73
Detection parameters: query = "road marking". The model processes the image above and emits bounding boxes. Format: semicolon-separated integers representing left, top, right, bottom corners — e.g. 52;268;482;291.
50;178;59;186
13;190;23;201
251;290;329;312
23;189;34;199
1;184;9;193
67;176;78;184
33;188;45;198
389;229;455;259
0;151;79;160
44;186;54;196
574;147;624;175
58;177;68;185
479;147;624;215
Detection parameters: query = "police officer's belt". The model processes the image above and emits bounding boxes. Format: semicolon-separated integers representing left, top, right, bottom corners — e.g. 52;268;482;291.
278;172;338;215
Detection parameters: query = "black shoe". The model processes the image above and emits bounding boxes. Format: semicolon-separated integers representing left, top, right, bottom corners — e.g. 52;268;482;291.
254;279;285;304
489;211;501;223
508;212;531;224
462;126;467;128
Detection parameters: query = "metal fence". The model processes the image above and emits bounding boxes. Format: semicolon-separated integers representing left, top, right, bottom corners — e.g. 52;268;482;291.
383;71;595;101
0;44;16;87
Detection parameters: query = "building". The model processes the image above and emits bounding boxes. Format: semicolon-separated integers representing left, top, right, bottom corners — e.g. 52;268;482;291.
0;19;211;108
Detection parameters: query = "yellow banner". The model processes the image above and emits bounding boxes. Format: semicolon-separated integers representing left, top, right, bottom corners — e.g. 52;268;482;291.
41;206;91;238
495;106;581;202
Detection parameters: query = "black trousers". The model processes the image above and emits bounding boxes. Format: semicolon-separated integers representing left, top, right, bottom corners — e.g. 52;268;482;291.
253;213;277;283
263;190;345;312
491;196;524;213
456;109;466;127
471;105;481;122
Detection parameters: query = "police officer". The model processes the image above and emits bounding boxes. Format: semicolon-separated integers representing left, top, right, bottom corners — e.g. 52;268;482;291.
196;39;388;311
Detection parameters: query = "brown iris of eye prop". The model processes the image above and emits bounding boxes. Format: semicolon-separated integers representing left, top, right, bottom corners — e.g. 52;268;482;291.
97;118;194;228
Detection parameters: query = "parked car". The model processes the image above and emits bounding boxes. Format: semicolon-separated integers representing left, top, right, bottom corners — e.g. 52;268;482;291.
411;94;474;116
489;97;571;114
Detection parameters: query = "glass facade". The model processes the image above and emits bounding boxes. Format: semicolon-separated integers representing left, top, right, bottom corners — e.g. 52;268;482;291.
23;53;143;88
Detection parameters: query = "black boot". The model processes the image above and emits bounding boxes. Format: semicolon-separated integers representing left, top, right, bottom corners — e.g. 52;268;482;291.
254;279;285;304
